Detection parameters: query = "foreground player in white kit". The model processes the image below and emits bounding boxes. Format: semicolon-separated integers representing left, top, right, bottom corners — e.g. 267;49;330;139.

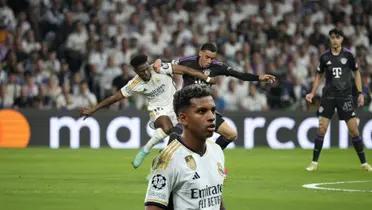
80;55;215;168
145;84;226;210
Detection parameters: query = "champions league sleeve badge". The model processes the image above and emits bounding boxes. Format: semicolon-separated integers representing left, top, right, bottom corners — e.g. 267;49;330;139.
185;155;197;170
151;174;167;190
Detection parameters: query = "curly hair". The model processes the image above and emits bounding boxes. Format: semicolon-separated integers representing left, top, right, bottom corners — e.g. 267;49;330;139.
130;54;148;68
173;84;212;116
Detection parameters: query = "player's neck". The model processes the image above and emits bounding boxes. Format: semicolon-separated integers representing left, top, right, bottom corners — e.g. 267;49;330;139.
181;132;207;156
331;46;342;55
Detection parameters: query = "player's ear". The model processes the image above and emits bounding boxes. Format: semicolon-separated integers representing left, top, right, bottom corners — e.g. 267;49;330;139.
178;112;188;127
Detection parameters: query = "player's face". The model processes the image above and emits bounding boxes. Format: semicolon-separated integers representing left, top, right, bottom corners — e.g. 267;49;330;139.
181;96;216;139
135;63;151;81
329;34;343;49
198;50;217;68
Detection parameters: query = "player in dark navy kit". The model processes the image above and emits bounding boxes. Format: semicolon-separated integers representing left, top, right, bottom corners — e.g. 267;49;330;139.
155;43;276;150
305;29;372;172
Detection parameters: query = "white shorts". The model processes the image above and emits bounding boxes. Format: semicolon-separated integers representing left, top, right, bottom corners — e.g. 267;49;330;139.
148;105;178;129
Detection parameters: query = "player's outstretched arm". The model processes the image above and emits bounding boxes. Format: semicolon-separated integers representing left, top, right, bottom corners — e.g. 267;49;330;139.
305;73;323;103
80;91;125;119
172;64;216;84
222;65;275;83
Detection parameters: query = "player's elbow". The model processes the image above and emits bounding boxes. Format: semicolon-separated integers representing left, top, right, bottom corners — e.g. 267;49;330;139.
162;125;174;135
226;131;237;141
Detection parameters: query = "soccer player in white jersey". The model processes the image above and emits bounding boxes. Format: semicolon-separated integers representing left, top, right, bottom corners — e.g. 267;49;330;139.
80;55;215;168
145;84;226;210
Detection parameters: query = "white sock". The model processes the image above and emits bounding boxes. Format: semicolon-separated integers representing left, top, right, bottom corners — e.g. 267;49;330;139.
143;128;168;153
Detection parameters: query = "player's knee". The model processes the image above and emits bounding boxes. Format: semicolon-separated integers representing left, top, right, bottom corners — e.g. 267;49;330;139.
318;127;327;136
349;129;359;138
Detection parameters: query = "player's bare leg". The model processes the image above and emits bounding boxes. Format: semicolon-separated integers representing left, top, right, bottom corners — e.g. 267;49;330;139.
215;121;237;150
132;116;173;169
346;117;372;172
306;117;330;171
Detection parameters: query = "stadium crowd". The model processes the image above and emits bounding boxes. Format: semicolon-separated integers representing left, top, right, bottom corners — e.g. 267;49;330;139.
0;0;372;112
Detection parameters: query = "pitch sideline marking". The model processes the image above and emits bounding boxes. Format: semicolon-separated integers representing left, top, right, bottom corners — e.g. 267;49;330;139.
302;180;372;193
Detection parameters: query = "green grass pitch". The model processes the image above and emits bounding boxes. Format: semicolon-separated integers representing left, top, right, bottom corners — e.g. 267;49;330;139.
1;148;371;210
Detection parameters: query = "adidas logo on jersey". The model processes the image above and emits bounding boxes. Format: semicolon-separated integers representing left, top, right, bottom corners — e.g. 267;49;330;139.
192;172;201;180
326;61;332;65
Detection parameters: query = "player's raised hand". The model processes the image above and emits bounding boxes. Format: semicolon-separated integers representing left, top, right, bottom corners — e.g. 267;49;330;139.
152;59;161;73
80;107;95;120
258;74;276;84
305;93;314;103
357;94;365;107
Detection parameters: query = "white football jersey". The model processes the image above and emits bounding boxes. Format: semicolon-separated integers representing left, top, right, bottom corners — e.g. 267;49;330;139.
120;63;176;110
145;140;225;210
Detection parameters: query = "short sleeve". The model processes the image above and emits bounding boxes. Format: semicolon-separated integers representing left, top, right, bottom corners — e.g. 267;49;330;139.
210;61;230;76
316;55;326;73
171;59;179;65
144;163;176;208
120;76;142;97
348;53;358;71
158;62;174;75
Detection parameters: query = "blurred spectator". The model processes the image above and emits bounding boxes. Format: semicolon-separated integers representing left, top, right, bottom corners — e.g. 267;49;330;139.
2;73;21;107
13;86;33;108
46;75;61;103
240;83;268;111
55;82;76;110
0;0;16;30
65;20;87;72
21;30;41;54
223;80;240;111
112;63;133;91
0;0;370;112
74;80;97;108
100;55;121;97
88;39;108;75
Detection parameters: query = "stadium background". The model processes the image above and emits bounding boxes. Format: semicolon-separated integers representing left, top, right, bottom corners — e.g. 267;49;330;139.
1;0;372;210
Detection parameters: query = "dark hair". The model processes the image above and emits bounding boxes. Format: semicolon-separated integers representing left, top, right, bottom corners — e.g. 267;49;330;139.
130;54;148;68
328;28;344;37
173;84;212;116
200;43;217;52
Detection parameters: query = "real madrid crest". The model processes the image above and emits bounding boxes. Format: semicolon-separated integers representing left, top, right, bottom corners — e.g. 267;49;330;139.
217;162;225;177
185;155;197;170
340;57;347;64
